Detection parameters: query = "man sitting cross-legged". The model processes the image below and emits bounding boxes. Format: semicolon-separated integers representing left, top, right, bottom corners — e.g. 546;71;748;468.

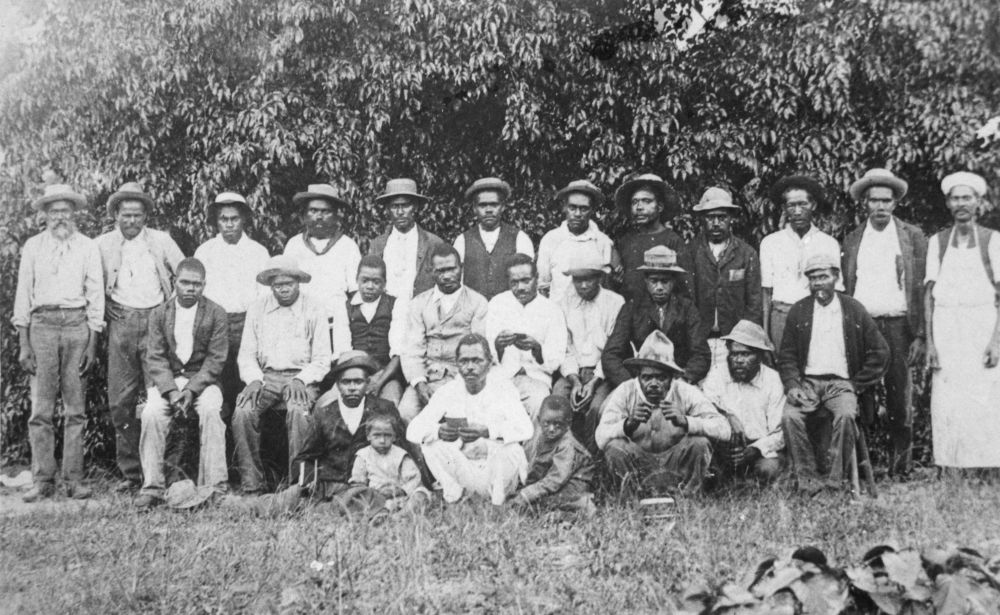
596;330;731;496
406;334;534;506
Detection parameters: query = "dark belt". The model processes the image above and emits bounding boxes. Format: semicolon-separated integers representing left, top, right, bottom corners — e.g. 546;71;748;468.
804;373;847;381
108;299;157;313
872;315;907;322
33;305;85;313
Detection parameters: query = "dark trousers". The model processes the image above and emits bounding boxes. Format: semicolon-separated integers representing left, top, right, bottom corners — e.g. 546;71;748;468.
869;316;914;475
782;377;857;488
107;302;154;483
219;312;247;422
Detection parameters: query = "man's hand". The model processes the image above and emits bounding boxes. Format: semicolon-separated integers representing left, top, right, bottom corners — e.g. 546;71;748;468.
378;485;407;499
732;446;762;466
168;389;194;415
659;399;689;431
438;423;460;442
495;330;520;349
572;378;597;411
415;382;433;406
18;346;36;375
985;340;1000;369
512;335;540;352
80;333;98;375
906;337;926;367
786;386;814;407
630;401;654;424
366;368;387;397
459;422;489;443
105;302;124;322
728;415;747;443
283;378;310;413
236;380;264;409
926;343;941;371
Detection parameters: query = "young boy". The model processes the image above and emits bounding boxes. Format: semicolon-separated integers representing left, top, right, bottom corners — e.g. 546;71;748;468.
341;415;428;513
510;395;595;514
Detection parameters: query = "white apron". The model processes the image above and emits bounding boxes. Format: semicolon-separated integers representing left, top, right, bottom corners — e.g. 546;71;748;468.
931;231;1000;467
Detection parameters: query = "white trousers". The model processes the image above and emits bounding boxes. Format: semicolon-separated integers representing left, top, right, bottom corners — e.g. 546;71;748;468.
421;439;527;505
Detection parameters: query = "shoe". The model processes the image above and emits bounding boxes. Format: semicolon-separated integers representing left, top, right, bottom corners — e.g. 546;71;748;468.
22;483;55;503
114;479;140;494
66;482;93;500
133;493;163;509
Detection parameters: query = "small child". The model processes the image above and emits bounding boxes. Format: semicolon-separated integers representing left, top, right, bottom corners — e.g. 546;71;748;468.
510;395;595;514
341;415;428;514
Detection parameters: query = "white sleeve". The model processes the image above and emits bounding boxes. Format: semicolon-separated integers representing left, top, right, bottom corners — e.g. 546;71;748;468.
759;236;774;288
515;231;534;258
925;236;940;284
453;234;466;262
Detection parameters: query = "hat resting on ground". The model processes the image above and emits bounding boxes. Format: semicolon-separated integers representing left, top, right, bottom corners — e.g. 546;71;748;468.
256;254;312;285
165;479;216;510
624;330;684;375
554;179;604;207
330;350;380;378
563;250;609;278
940;172;988;197
802;251;840;275
692;187;739;213
106;181;154;217
721;320;774;353
769;174;829;213
636;245;687;275
465;177;511;203
31;184;87;212
292;183;352;211
205;191;252;223
614;173;681;221
375;178;429;206
849;169;908;201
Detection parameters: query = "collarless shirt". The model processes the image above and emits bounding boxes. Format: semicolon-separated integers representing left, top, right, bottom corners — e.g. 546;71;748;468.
282;232;361;314
556;287;625;380
454;225;534;258
173;300;198;364
854;219;907;317
349;293;406;357
805;295;850;378
760;224;842;304
237;291;332;385
486;291;568;385
537;221;615;302
339;398;366;435
383;226;420;300
701;363;786;457
111;228;164;308
194;234;270;314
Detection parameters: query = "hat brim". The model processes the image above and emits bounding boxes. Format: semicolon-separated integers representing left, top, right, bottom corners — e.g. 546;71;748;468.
374;192;429;206
720;335;774;353
614;178;681;221
691;202;740;213
465;182;511;202
564;267;606;278
205;200;253;221
636;265;687;274
256;268;312;285
769;176;829;213
106;191;154;217
32;192;86;212
623;357;684;375
555;185;604;207
848;176;908;201
330;357;380;377
292;192;353;210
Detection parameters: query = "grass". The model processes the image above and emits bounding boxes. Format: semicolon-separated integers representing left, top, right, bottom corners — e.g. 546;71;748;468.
2;474;1000;614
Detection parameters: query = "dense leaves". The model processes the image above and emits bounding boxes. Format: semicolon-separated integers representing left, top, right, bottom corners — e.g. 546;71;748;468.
1;0;998;462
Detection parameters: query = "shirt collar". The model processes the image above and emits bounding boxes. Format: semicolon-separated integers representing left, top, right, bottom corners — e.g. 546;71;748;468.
389;225;418;241
174;298;198;313
722;365;765;389
217;232;249;248
350;293;381;307
813;293;841;313
478;225;500;237
265;293;303;315
784;224;819;241
863;216;897;237
116;226;148;244
560;220;599;240
432;285;463;304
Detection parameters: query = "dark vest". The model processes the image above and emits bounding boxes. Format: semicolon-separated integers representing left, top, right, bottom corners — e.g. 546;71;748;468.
462;224;520;299
347;294;396;366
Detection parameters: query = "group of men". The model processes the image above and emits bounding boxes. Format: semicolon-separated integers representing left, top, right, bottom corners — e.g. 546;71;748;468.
14;167;992;507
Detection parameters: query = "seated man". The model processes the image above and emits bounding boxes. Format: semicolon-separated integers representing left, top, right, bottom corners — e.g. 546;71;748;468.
486;253;568;419
603;246;711;386
701;320;786;485
136;258;229;508
399;243;488;422
346;255;407;405
596;330;731;496
407;334;534;506
233;255;332;493
779;253;889;493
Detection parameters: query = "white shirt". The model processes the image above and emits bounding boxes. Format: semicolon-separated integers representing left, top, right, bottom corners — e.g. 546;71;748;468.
237;291;333;385
536;221;615;302
556;287;625;380
382;226;419;301
111;234;163;308
173;300;198;364
194;234;270;314
853;219;907;317
454;226;534;260
485;291;568;386
339;399;366;435
702;363;786;458
760;225;842;304
805;295;850;378
282;233;361;315
431;285;460;317
349;294;406;357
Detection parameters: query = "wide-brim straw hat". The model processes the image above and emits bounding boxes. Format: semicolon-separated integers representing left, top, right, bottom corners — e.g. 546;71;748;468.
563;250;609;278
614;173;681;221
375;178;429;206
720;320;774;353
165;479;216;510
32;184;87;212
636;245;687;274
205;191;252;222
554;179;604;207
106;181;154;217
330;350;380;378
624;330;684;375
768;174;829;214
256;254;312;285
292;183;353;210
692;187;740;213
465;177;511;203
849;169;908;201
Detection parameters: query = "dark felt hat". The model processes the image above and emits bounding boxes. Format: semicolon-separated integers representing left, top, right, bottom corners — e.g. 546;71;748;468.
330;350;380;378
375;178;429;206
614;173;681;221
292;183;353;211
106;181;154;217
768;174;829;213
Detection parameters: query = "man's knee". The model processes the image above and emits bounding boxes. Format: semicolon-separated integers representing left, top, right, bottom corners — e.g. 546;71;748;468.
603;439;637;467
141;393;170;427
195;386;224;417
754;456;783;483
398;387;422;424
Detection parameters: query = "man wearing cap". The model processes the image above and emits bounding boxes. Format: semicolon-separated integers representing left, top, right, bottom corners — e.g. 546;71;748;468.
760;174;842;349
925;172;1000;469
399;243;489;422
537;179;617;302
680;187;762;371
551;252;625;452
454;177;534;300
14;184;104;502
613;173;686;303
701;320;786;484
368;178;445;302
486;253;568;419
603;246;711;386
135;258;229;508
97;181;185;492
596;330;731;495
841;169;926;477
779;253;889;493
194;192;270;420
283;183;360;357
232;255;333;493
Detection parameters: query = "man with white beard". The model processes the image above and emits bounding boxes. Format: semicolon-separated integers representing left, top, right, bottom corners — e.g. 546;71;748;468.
14;184;105;502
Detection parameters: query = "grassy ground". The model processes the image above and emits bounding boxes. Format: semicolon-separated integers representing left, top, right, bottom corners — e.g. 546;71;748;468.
2;473;999;614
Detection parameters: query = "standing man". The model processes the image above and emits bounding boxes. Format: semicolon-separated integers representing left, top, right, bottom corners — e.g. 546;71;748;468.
454;177;534;300
681;187;762;371
347;255;407;405
603;246;711;386
368;178;445;303
613;173;685;303
780;253;889;494
841;169;926;477
760;174;841;348
399;243;488;422
194;191;270;420
232;255;332;493
486;253;568;419
97;181;184;492
136;258;229;508
537;179;617;302
15;184;104;502
552;252;625;452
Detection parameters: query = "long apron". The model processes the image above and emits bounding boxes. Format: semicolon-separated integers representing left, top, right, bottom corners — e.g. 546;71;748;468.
930;231;1000;467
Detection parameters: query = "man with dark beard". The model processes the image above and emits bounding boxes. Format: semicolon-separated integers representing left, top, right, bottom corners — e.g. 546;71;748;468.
15;184;104;502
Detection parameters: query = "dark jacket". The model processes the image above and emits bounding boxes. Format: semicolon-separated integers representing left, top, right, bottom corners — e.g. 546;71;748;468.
347;294;396;367
144;296;229;397
680;234;762;338
777;292;890;391
368;225;445;297
841;217;927;337
461;223;521;299
602;292;711;386
615;228;686;303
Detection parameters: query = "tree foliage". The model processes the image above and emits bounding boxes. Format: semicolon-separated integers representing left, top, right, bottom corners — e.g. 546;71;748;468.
2;0;999;462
